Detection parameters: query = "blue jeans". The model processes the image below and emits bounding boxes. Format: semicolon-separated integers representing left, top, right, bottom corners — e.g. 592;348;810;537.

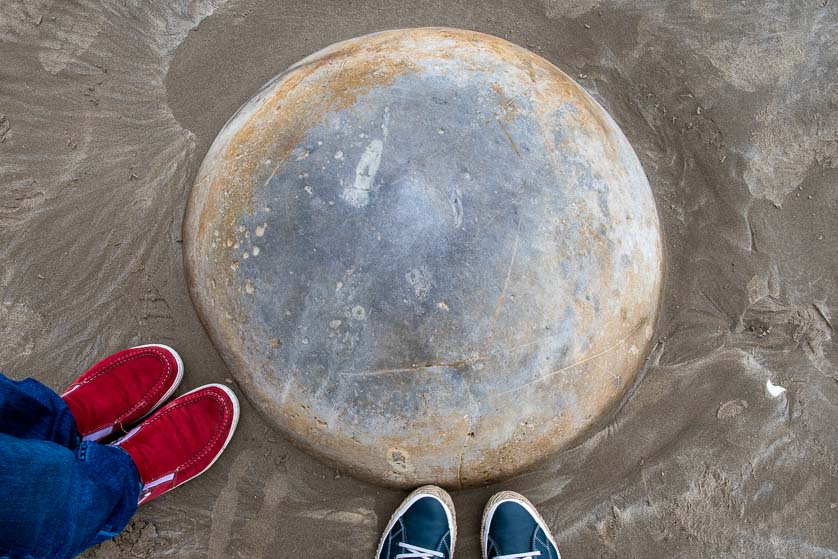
0;374;141;559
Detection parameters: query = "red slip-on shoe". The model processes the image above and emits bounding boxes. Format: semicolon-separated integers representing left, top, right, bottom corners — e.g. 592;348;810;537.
61;344;184;442
113;384;240;505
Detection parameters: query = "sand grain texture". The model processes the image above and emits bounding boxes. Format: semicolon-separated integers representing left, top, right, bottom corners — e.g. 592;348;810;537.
1;0;836;557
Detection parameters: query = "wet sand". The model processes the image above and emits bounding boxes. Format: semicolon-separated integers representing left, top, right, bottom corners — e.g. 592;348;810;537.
1;1;836;557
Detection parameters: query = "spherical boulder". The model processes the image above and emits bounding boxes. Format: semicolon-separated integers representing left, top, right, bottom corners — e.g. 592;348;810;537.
183;28;663;487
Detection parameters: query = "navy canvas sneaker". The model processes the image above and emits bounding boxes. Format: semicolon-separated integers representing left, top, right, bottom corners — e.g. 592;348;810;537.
376;485;456;559
481;491;561;559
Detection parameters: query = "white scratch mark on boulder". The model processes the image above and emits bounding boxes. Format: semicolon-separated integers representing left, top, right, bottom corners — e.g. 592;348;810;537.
381;106;391;138
342;107;390;208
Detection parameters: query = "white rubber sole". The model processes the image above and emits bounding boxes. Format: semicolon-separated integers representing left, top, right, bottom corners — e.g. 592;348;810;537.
375;485;457;559
176;383;240;486
481;491;560;559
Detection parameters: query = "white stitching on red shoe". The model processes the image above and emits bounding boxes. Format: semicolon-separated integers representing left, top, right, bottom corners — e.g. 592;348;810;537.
115;348;174;423
128;390;230;481
71;347;174;435
177;392;230;472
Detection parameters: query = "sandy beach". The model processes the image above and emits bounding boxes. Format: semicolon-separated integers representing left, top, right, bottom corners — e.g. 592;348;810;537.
1;1;836;557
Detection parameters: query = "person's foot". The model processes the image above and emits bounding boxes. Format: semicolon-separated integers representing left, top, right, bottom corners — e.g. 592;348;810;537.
376;485;456;559
113;384;239;505
482;491;561;559
61;344;184;442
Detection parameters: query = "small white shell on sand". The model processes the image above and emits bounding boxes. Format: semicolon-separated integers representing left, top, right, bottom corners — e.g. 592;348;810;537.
766;380;787;398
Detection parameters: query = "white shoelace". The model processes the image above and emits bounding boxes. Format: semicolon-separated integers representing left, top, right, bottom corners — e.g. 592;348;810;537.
395;542;445;559
494;552;541;559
